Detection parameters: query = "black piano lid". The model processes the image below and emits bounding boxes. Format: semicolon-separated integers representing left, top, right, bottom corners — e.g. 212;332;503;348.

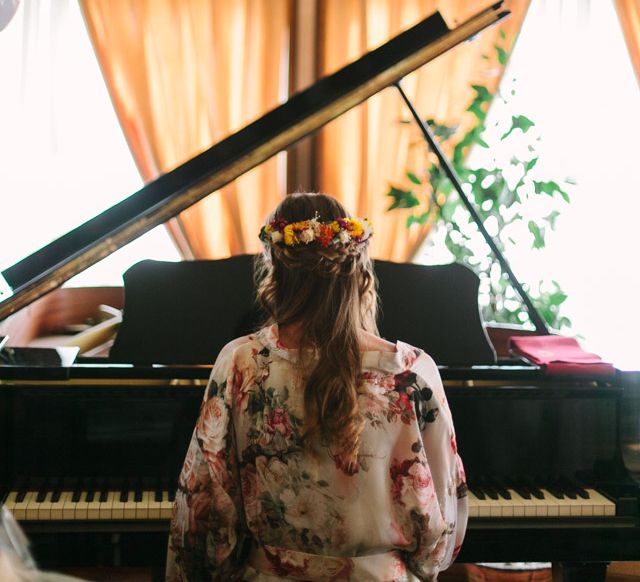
0;3;509;322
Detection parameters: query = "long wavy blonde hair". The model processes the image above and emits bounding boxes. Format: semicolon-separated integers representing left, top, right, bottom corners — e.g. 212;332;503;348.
255;193;378;461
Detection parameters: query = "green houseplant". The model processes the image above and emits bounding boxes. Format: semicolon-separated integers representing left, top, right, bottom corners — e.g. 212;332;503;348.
386;42;574;331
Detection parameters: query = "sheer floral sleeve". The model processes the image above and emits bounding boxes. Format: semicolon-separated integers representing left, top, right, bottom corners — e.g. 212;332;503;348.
403;352;468;580
166;338;249;582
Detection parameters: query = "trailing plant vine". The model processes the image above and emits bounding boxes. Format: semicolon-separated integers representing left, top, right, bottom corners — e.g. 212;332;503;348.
386;40;574;331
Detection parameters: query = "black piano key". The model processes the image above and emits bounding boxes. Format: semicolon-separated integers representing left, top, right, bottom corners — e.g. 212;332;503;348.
134;488;143;503
477;476;500;500
521;477;544;500
84;478;95;503
506;476;531;500
547;476;576;499
15;489;27;503
36;489;47;503
560;476;590;499
542;479;565;500
51;489;61;503
467;483;486;500
488;477;511;500
154;488;163;502
483;485;499;500
168;489;176;502
95;477;108;502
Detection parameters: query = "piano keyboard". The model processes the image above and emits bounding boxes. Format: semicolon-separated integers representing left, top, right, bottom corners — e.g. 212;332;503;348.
1;480;618;522
467;482;616;519
2;489;175;521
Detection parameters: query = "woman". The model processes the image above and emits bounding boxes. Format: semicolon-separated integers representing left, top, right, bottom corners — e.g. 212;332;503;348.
166;193;467;581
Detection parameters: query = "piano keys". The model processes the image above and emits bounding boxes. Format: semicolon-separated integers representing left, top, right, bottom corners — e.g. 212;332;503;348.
2;488;175;522
0;478;621;523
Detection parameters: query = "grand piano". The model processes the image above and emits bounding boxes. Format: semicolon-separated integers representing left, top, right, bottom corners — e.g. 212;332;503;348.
1;3;639;581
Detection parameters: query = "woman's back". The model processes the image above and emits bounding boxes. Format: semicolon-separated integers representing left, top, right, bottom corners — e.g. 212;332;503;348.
167;325;467;581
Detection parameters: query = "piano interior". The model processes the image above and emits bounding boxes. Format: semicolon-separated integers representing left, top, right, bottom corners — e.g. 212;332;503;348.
0;3;639;582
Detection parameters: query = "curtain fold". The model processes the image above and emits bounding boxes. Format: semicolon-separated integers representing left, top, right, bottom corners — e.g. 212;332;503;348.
615;0;640;85
80;0;290;258
80;0;529;262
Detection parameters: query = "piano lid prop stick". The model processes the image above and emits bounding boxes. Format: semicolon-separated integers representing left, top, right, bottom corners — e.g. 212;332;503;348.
393;81;549;336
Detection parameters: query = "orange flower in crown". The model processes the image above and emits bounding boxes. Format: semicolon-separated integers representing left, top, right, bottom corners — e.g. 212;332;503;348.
259;214;373;249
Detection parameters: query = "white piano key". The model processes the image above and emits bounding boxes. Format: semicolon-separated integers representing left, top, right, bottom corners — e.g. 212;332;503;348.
62;492;76;520
504;490;527;517
12;491;30;521
148;492;162;519
587;488;616;517
25;491;40;521
75;492;89;520
38;491;54;521
123;493;138;520
97;492;115;520
50;492;71;521
135;491;150;520
160;491;174;520
111;491;125;520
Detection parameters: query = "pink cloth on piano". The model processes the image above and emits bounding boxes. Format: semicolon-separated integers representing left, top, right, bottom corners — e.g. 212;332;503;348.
508;335;616;377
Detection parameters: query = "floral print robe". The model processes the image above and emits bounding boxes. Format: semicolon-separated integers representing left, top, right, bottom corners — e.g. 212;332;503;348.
166;325;467;582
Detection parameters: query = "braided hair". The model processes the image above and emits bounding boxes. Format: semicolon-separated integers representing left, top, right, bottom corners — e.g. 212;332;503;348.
255;193;378;463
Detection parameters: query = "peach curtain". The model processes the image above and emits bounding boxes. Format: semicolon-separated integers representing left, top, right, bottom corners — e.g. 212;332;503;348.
80;0;529;261
317;0;531;261
615;0;640;84
79;0;290;258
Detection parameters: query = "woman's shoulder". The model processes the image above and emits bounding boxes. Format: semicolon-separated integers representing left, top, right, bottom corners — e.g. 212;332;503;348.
359;331;397;353
213;333;262;369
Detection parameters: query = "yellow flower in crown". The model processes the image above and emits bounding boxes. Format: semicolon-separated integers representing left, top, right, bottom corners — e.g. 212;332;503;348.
259;214;373;248
283;224;298;246
346;218;364;238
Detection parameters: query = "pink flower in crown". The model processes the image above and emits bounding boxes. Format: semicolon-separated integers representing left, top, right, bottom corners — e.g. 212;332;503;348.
450;432;458;454
265;407;293;438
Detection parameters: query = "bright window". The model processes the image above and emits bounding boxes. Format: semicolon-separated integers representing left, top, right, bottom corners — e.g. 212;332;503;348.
0;0;179;292
418;1;639;369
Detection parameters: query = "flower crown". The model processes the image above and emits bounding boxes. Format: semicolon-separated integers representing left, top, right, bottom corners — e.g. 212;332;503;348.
259;214;373;248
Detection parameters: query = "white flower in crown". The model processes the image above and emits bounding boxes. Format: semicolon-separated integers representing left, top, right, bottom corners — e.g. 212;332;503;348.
270;231;283;244
298;228;315;244
338;230;351;244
